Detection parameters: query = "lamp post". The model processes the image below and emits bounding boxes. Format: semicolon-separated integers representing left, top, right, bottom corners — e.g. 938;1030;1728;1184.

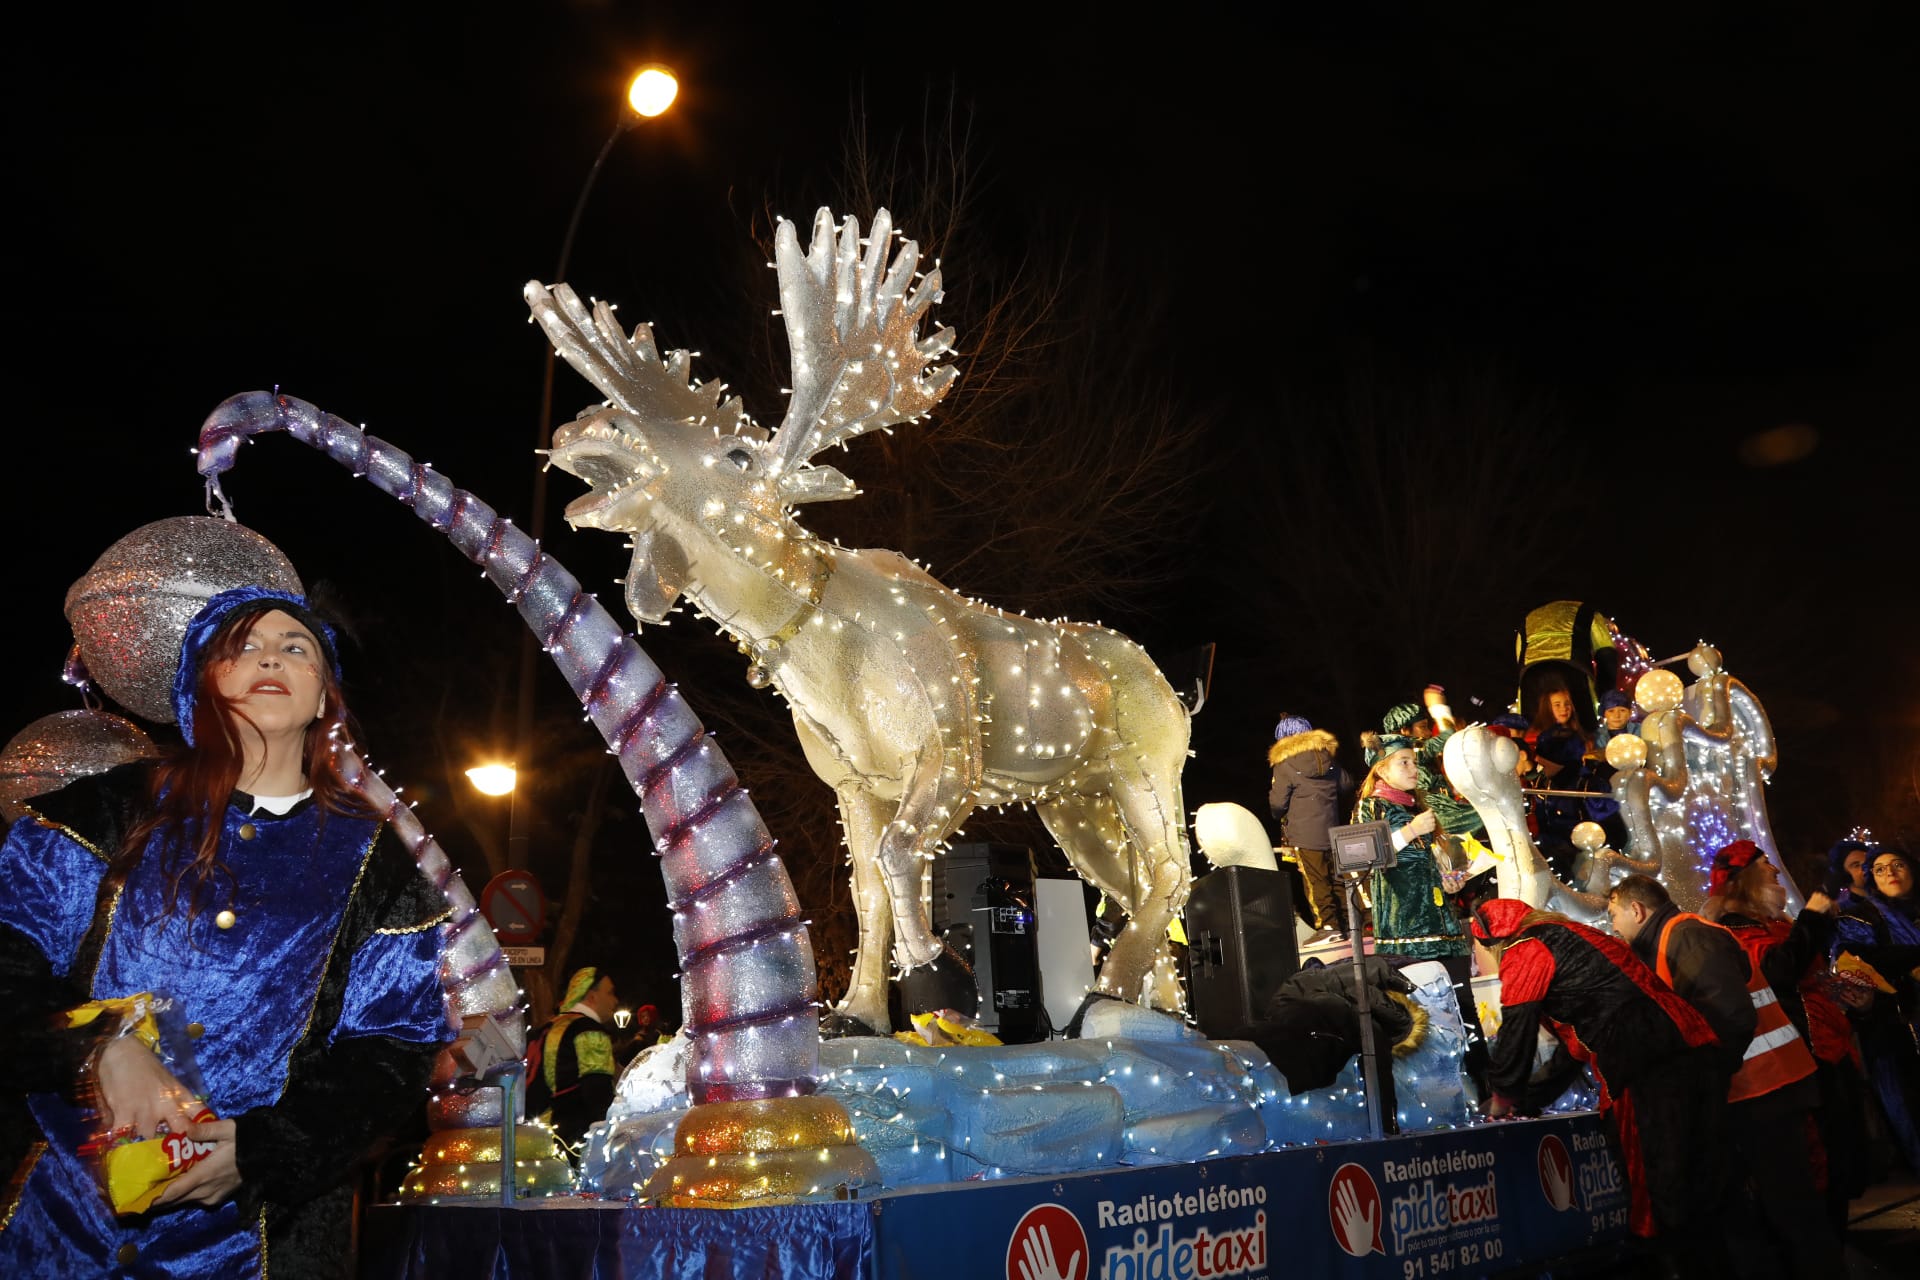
511;64;679;870
465;762;523;869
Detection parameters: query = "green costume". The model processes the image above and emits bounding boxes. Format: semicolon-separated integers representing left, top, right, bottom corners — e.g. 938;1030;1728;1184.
1356;726;1469;963
1380;703;1483;838
1355;790;1468;960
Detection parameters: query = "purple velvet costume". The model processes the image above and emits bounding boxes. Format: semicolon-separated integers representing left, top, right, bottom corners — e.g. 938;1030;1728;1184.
0;767;450;1278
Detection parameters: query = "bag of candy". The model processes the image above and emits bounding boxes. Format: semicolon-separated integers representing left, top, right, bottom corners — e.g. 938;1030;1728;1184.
69;992;218;1215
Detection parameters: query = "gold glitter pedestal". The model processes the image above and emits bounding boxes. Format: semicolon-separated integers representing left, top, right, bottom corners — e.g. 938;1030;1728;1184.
640;1097;878;1208
398;1124;574;1202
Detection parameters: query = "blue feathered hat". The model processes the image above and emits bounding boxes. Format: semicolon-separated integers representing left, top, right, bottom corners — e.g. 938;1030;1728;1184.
171;587;341;746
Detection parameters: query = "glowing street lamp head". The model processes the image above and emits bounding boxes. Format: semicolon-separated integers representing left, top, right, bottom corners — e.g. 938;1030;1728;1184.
466;763;517;796
627;66;678;118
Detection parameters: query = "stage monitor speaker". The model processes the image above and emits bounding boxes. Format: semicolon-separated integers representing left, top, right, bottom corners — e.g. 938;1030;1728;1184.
1183;865;1298;1039
934;843;1045;1041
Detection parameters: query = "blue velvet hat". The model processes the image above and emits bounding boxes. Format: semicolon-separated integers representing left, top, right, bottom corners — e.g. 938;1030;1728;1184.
171;587;341;745
1827;836;1874;881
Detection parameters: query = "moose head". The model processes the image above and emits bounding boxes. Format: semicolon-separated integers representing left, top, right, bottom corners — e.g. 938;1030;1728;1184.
528;208;955;624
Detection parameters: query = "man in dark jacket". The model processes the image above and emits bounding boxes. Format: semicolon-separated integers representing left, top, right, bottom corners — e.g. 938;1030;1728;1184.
1268;714;1354;938
1471;899;1732;1274
1606;873;1757;1077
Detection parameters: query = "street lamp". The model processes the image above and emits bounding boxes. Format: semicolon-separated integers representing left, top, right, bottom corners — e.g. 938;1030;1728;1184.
529;61;682;539
466;763;517;797
466;761;526;868
627;65;678;118
513;63;681;869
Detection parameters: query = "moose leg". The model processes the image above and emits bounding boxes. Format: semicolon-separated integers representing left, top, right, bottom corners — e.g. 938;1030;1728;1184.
830;785;897;1034
872;757;973;976
1099;757;1193;1010
1036;795;1135;917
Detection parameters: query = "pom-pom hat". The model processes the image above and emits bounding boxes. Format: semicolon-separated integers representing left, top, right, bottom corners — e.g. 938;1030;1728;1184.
1273;713;1314;741
171;587;341;747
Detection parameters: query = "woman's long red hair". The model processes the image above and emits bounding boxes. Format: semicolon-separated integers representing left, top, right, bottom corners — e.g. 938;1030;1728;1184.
113;604;376;919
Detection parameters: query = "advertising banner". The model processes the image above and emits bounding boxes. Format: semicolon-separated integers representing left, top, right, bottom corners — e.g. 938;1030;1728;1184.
869;1114;1629;1279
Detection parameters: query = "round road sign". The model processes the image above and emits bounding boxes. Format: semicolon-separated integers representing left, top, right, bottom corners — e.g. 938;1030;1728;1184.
480;870;548;945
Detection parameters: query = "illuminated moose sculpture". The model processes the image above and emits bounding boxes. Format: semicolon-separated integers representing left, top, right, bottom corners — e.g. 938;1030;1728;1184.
527;209;1193;1033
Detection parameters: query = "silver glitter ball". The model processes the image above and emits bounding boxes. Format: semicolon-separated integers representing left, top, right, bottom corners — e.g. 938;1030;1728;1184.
0;710;159;823
64;517;303;723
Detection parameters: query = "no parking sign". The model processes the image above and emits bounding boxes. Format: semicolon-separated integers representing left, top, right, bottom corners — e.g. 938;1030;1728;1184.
480;870;547;945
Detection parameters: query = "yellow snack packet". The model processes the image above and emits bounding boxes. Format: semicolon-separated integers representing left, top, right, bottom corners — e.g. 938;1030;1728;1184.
1833;951;1896;994
67;991;216;1215
103;1127;215;1215
64;993;163;1053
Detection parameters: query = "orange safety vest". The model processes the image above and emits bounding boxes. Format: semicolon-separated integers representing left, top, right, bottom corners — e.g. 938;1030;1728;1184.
1655;911;1816;1103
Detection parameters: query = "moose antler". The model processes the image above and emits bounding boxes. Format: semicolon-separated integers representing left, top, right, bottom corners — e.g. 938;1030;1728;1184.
524;280;744;431
767;208;957;475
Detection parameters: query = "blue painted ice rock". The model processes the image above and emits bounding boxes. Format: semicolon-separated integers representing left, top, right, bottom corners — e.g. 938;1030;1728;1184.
579;966;1479;1196
950;1081;1126;1175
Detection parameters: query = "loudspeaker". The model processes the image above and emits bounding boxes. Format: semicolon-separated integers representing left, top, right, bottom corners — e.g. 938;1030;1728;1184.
934;843;1045;1041
1183;866;1298;1038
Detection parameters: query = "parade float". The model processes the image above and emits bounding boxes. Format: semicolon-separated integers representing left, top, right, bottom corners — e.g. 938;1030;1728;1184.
7;211;1809;1278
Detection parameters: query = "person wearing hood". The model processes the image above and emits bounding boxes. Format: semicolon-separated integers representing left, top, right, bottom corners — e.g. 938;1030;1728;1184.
1829;837;1920;1174
1471;898;1731;1274
1267;714;1354;940
0;587;452;1278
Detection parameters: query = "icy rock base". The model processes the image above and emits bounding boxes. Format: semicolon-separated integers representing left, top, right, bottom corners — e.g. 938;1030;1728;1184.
582;970;1477;1195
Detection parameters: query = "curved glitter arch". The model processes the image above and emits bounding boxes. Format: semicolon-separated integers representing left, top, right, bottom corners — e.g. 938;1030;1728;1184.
195;391;822;1108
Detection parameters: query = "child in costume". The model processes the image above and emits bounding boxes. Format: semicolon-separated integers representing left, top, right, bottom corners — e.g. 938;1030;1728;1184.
1353;731;1465;963
1353;730;1487;1090
1267;713;1355;939
1594;689;1638;748
0;587;452;1278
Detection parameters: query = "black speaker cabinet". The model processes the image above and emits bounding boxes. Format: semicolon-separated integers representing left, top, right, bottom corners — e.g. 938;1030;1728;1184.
1183;866;1298;1038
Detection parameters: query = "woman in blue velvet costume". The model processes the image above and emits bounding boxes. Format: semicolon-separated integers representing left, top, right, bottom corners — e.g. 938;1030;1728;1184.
0;587;452;1278
1832;842;1920;1173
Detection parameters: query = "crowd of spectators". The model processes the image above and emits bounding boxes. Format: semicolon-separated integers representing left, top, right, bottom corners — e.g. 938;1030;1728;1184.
1264;686;1919;1276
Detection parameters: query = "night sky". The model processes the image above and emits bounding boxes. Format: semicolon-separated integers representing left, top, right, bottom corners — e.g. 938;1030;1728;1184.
8;6;1919;998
